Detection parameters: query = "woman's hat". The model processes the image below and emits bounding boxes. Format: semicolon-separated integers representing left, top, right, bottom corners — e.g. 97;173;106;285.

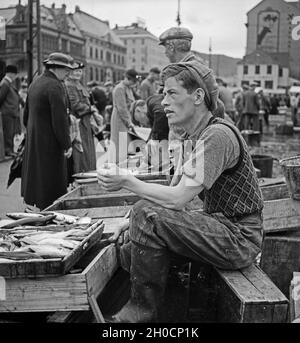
72;61;85;69
43;52;75;69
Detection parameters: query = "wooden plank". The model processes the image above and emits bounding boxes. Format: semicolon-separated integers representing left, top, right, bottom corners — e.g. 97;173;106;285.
240;265;287;302
84;244;119;299
263;198;300;233
261;184;289;201
46;206;131;219
0;274;88;312
88;295;105;323
61;193;140;210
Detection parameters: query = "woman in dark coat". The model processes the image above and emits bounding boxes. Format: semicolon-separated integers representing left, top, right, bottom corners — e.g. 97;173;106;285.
21;52;73;210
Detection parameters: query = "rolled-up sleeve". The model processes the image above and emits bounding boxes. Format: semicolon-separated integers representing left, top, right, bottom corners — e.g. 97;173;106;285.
182;126;240;189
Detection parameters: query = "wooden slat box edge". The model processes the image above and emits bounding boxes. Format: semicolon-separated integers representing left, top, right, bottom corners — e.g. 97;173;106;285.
0;244;118;313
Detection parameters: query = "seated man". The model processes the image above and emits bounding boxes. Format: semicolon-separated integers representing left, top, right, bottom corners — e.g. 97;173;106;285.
97;60;264;323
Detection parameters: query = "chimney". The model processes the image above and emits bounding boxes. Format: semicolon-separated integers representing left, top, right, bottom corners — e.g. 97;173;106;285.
75;5;80;12
62;4;66;12
51;3;55;9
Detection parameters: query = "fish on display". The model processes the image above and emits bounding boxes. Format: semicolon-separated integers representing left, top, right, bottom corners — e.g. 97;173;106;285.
41;211;79;224
6;212;45;220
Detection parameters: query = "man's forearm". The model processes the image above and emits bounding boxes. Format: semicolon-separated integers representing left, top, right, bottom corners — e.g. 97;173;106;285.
123;176;179;209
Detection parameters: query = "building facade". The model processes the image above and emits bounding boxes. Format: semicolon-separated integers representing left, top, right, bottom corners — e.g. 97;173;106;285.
0;3;85;80
113;23;169;75
237;49;289;89
244;0;300;83
71;6;127;84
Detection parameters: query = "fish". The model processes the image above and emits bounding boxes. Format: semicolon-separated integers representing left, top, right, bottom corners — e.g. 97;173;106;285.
1;214;56;229
0;251;42;260
6;212;45;220
36;238;79;250
41;212;79;224
76;217;92;225
0;219;15;228
28;245;70;258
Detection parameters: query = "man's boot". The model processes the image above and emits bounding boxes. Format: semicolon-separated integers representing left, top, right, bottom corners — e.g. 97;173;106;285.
106;242;170;323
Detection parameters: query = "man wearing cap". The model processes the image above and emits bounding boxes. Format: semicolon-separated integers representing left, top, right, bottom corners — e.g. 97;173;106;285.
98;60;264;323
0;65;20;157
109;69;138;164
139;67;161;100
21;52;73;210
242;82;260;131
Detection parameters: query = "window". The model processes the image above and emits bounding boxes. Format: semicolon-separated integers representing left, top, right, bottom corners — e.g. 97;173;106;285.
132;48;135;54
100;50;103;60
90;46;93;58
95;48;98;59
96;68;99;81
141;65;145;71
255;65;260;74
117;55;120;64
243;65;248;75
124;39;127;45
61;39;68;53
132;39;135;44
265;81;273;89
132;57;136;63
90;67;94;81
267;65;272;74
101;69;105;82
279;67;283;77
141;39;144;45
121;56;125;65
254;80;261;86
70;42;82;57
106;51;111;62
113;53;116;64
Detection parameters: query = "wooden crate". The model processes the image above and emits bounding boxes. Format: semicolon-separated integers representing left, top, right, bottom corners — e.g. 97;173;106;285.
0;243;118;314
260;231;300;298
261;183;289;201
189;263;288;323
263;198;300;233
0;223;104;279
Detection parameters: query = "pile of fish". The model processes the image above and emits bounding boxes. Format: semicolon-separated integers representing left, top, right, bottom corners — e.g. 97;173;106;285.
0;212;103;261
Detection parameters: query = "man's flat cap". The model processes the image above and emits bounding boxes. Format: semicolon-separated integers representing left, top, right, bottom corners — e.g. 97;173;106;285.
159;27;193;45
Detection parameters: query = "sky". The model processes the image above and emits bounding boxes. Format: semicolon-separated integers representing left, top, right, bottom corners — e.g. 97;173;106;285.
0;0;267;58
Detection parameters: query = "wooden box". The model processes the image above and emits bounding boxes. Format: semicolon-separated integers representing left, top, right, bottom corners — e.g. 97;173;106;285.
0;243;118;313
189;263;288;323
0;223;104;279
260;230;300;298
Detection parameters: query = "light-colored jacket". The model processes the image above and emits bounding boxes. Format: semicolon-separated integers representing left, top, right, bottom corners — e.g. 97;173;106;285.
109;81;135;164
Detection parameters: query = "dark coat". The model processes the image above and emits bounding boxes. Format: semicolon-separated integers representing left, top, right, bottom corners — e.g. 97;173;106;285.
242;90;260;114
21;70;71;209
0;76;20;118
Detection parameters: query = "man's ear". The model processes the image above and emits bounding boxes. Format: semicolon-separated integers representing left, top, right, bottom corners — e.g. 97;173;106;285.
194;88;205;105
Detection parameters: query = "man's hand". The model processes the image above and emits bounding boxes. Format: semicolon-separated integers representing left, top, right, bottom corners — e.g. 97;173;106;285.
64;147;72;159
97;163;132;191
108;218;130;245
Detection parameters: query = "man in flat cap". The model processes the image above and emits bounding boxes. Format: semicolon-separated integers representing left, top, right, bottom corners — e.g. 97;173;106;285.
0;65;20;157
98;60;264;323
